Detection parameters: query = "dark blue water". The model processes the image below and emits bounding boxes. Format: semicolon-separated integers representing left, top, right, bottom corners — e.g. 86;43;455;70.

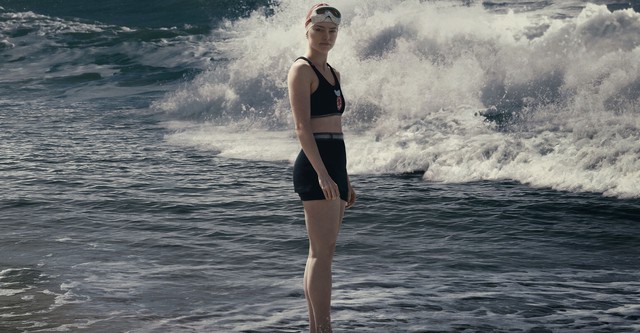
2;1;640;332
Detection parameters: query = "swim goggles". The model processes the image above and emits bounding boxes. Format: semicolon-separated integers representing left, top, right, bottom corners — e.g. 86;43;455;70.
306;5;342;27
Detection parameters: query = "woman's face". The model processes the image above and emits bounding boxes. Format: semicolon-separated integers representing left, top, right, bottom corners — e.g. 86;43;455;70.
307;22;338;53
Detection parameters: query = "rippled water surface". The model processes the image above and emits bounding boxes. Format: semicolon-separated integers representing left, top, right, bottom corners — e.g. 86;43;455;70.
2;105;639;331
2;0;640;331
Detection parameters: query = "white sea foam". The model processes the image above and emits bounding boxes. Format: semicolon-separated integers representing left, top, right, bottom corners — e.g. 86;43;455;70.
0;268;21;275
159;1;640;198
0;268;31;296
0;287;30;296
165;122;298;161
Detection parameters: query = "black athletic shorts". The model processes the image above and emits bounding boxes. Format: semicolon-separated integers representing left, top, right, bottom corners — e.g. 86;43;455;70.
293;133;348;202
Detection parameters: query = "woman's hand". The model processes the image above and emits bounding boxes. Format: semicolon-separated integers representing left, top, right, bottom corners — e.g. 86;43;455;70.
346;182;356;208
318;173;339;200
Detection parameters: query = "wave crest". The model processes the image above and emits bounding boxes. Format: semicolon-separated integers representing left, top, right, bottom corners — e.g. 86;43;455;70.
160;1;640;198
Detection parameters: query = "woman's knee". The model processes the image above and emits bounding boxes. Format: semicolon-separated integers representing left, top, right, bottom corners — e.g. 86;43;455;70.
308;240;337;259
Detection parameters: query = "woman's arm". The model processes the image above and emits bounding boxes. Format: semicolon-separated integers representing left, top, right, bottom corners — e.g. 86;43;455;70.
288;61;340;200
334;68;357;208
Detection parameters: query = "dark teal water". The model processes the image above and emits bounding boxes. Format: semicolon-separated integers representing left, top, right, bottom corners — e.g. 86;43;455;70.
1;1;640;332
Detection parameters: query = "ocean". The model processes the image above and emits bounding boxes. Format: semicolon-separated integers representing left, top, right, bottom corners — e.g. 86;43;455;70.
1;0;639;332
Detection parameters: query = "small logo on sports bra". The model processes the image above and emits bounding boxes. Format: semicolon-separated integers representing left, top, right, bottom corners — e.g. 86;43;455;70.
335;90;343;111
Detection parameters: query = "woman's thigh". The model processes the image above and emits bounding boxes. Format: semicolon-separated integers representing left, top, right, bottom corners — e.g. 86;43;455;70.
303;199;345;255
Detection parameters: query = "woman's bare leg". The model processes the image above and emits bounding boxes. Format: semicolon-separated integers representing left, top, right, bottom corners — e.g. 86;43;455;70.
303;199;345;333
304;258;316;332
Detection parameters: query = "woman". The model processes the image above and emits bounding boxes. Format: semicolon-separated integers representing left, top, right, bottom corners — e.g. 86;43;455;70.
287;3;356;333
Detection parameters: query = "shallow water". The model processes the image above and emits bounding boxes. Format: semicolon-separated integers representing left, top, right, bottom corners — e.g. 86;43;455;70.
3;115;639;331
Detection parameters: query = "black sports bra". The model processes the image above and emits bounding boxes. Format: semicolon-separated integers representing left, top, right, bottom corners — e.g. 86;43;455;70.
296;56;345;118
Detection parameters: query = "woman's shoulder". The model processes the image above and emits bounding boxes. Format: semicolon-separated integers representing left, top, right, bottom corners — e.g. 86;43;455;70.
291;58;313;71
289;58;316;80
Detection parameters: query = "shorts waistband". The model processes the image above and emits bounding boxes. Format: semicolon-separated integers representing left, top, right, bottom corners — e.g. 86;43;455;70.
313;132;344;140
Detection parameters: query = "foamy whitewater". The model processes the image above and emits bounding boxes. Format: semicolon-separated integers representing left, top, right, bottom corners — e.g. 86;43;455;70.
158;1;640;198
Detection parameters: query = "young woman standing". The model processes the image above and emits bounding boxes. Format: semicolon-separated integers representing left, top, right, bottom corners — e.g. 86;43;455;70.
287;4;356;333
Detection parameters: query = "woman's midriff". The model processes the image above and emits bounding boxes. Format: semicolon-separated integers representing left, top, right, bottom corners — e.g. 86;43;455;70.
310;115;342;133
